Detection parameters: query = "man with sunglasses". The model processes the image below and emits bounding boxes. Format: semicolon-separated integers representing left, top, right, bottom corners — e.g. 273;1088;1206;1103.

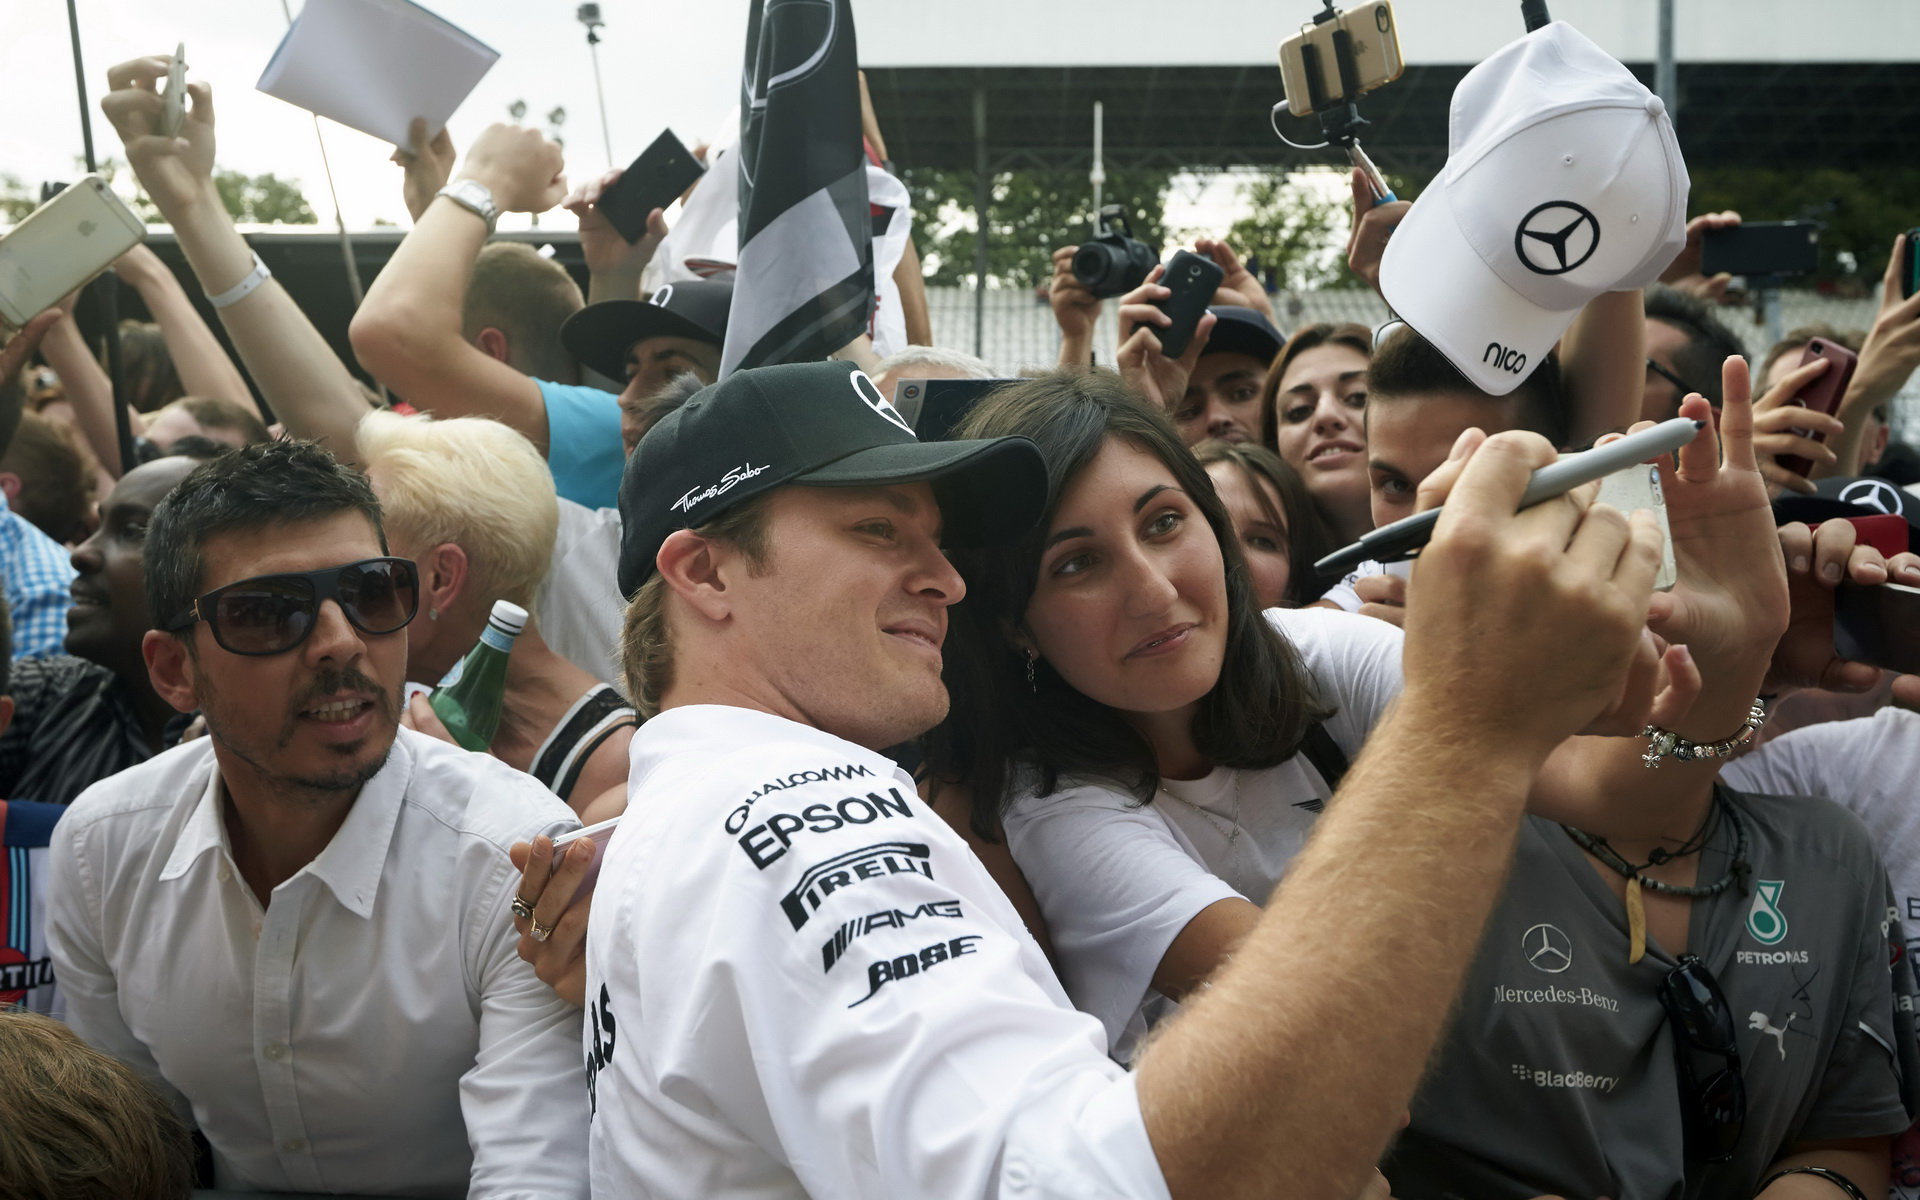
45;440;590;1198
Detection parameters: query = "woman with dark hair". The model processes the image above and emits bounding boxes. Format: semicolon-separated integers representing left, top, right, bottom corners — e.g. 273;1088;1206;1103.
929;368;1408;1062
1259;322;1376;543
1191;438;1335;607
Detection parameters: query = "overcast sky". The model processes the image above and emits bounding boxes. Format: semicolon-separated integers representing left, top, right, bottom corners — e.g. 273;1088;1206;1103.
7;1;754;231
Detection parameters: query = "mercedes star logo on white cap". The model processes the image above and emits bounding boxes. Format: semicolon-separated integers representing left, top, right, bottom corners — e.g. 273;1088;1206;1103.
1515;201;1601;276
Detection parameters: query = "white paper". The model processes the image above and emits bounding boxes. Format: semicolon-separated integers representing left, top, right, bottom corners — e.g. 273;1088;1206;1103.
256;0;499;148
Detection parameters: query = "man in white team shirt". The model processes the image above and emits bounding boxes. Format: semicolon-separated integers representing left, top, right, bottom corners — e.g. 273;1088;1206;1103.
580;358;1668;1199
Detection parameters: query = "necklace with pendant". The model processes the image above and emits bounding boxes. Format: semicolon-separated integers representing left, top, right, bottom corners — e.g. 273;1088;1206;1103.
1561;785;1751;965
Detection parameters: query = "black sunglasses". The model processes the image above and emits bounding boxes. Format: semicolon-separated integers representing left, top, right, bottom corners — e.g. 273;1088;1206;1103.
1646;357;1703;401
164;557;420;657
1658;953;1747;1163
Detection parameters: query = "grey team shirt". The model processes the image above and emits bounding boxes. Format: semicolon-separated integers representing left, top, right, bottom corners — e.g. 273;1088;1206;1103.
1386;791;1914;1200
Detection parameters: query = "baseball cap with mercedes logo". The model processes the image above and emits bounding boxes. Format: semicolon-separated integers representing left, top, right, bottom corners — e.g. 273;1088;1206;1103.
1379;21;1688;396
561;279;733;383
1773;475;1920;548
617;360;1049;596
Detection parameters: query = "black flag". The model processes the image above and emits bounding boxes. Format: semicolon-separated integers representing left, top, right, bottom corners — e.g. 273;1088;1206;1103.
723;0;871;377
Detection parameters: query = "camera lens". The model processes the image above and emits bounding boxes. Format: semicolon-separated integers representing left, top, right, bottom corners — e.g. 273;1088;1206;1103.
1072;230;1159;300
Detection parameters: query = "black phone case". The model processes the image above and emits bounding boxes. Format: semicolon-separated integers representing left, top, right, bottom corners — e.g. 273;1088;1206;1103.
1835;581;1920;675
1698;221;1820;278
1901;229;1920;300
1154;251;1224;358
599;130;707;243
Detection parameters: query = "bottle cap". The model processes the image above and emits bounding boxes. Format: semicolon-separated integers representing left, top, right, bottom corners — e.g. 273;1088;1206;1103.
488;599;529;635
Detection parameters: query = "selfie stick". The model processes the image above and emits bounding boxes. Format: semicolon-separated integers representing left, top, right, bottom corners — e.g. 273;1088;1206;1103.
1521;0;1553;31
64;0;137;475
1313;417;1703;576
1301;4;1396;203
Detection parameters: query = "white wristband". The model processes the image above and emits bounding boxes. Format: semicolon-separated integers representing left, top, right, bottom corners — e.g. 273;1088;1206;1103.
206;251;272;309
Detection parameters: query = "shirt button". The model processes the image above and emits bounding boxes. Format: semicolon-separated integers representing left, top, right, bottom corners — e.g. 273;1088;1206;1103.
218;865;233;882
1004;1159;1032;1191
281;1137;307;1154
264;1042;288;1061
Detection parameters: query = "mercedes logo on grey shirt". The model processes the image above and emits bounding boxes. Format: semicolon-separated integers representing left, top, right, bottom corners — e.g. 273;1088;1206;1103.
1523;922;1574;973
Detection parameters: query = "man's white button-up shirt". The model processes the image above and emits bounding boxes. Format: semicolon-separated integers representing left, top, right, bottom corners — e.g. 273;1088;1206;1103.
47;726;589;1199
584;704;1171;1200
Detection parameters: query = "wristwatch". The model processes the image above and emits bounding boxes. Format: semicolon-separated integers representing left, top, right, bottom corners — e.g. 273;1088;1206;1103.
436;180;499;233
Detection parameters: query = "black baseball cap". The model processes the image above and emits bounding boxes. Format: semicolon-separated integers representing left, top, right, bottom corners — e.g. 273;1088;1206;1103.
561;279;732;383
1203;305;1285;365
1773;475;1920;544
617;361;1048;596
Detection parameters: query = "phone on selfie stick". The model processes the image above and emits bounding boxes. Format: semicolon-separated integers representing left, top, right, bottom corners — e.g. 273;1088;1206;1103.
1275;1;1403;202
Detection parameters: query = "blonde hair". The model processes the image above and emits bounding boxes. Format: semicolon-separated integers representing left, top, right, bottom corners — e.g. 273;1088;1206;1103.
465;242;585;382
0;1010;194;1199
355;410;558;607
619;495;773;718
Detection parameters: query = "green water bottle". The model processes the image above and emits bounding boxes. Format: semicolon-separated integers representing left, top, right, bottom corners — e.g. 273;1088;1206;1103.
429;600;527;751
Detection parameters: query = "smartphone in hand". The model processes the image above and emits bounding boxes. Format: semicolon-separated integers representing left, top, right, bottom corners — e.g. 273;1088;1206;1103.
1152;250;1225;359
1835;580;1920;675
596;130;707;243
160;44;187;137
0;177;146;329
1778;337;1858;478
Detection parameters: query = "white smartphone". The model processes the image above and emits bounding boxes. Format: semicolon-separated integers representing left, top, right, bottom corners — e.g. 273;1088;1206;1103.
1277;0;1405;119
551;815;621;901
0;176;146;329
161;44;187;138
1595;462;1677;591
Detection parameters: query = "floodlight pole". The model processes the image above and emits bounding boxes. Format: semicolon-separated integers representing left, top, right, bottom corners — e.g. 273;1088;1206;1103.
1655;0;1677;128
1091;101;1105;215
65;0;136;475
972;84;988;358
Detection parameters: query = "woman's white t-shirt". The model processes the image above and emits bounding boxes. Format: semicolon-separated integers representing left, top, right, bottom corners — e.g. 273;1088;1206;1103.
1002;607;1406;1061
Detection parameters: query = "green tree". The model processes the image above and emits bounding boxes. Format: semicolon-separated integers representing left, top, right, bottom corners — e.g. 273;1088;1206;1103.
212;170;318;225
902;166;1175;291
1220;170;1349;291
0;174;38;222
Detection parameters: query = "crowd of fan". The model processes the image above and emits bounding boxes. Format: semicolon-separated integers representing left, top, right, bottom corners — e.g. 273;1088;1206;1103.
6;25;1920;1200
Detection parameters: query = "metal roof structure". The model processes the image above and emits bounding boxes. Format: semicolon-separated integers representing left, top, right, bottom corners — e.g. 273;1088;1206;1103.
864;60;1920;180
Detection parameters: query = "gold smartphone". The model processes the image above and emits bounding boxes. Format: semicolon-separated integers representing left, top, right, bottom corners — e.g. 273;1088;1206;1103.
1277;1;1405;118
0;176;146;328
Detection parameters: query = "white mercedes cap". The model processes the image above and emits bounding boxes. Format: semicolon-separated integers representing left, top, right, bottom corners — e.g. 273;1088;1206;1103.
1380;21;1688;396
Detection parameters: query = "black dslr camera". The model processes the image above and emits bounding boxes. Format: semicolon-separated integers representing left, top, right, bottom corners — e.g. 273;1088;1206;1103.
1071;205;1159;299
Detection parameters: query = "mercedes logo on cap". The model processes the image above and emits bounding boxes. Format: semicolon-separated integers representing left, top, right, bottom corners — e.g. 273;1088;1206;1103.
1837;478;1903;516
1514;202;1601;276
1523;923;1574;973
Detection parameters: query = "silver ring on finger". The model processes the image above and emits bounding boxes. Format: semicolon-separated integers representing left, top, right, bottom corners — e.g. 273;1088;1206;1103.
511;894;536;921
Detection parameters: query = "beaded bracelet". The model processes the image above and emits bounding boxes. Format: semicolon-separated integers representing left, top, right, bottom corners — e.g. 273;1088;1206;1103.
1640;700;1765;770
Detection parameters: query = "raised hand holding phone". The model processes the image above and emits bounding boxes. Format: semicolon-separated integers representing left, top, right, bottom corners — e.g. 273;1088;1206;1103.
160;44;187;138
1115;263;1218;414
100;55;217;219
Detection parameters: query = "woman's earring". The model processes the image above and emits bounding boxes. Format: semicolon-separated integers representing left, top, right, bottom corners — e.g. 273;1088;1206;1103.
1024;650;1037;693
428;607;439;621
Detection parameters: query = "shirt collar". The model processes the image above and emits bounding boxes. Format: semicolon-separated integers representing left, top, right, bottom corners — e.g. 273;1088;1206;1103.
159;757;231;883
156;732;415;920
633;704;884;779
301;732;414;918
